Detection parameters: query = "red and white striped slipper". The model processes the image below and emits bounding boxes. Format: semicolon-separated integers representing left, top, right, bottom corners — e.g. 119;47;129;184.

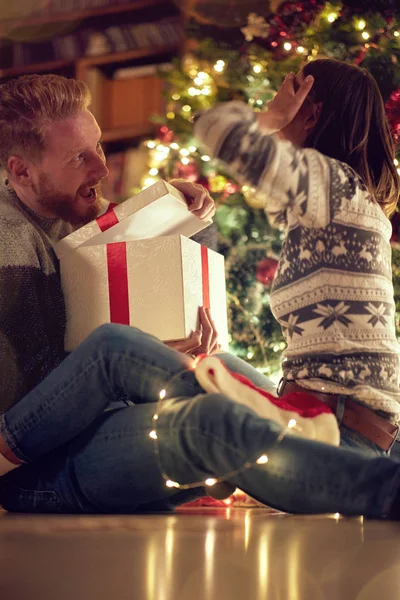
194;355;340;446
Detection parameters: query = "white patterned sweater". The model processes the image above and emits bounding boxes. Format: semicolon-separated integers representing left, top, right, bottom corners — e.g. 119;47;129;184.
194;102;400;422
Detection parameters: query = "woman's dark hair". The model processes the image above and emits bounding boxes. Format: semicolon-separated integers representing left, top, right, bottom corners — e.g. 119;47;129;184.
302;58;399;218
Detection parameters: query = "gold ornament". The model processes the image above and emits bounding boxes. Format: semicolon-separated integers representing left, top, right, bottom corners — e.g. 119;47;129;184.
209;175;227;193
242;185;266;209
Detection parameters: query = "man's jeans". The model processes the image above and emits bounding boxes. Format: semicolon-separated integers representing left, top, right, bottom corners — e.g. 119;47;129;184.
0;324;399;517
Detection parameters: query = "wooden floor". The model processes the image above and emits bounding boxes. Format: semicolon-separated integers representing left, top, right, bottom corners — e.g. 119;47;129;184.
0;507;399;600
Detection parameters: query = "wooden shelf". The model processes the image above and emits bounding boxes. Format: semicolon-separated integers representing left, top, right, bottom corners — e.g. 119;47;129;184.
0;44;178;80
0;59;74;79
102;123;156;142
78;43;179;68
0;0;171;35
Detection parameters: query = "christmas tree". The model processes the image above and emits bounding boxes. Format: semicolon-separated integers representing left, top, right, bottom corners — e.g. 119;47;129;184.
141;0;400;379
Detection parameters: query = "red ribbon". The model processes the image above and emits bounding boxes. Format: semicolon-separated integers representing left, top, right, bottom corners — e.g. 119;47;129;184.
96;204;130;326
201;246;210;309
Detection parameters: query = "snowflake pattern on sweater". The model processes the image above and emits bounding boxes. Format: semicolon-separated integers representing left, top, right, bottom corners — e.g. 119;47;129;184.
195;102;400;421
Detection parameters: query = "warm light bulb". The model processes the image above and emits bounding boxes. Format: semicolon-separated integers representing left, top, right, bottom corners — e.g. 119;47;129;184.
149;168;158;176
214;63;225;72
170;142;179;150
284;42;292;51
296;46;305;53
247;351;254;359
172;93;181;100
201;87;212;95
395;31;400;37
149;430;158;440
181;157;190;165
394;158;399;166
201;155;211;162
188;87;198;96
194;77;203;86
146;140;156;149
180;148;190;156
153;414;159;421
256;455;269;465
143;177;157;188
356;19;366;30
188;145;197;153
288;419;297;429
182;105;192;113
198;71;208;80
167;112;175;119
159;389;166;400
205;478;217;486
166;480;180;488
253;64;262;73
362;31;370;40
327;12;338;23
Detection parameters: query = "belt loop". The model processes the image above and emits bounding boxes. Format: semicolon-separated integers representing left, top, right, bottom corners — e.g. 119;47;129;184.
335;395;346;425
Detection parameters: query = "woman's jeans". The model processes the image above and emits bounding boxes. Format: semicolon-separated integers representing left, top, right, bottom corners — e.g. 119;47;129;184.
0;324;399;516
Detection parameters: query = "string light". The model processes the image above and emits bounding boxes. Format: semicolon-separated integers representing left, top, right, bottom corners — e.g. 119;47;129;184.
253;64;263;73
283;42;292;51
143;176;158;188
182;105;192;113
146;141;156;149
362;31;370;40
296;46;305;53
149;369;303;492
149;168;159;176
188;145;197;153
247;351;254;359
201;155;211;162
197;71;209;81
327;12;338;23
356;19;366;30
394;159;399;166
180;148;190;157
188;87;198;96
167;112;175;119
205;478;217;486
394;31;399;37
201;87;212;95
171;93;180;100
170;142;179;150
214;60;225;72
181;157;190;165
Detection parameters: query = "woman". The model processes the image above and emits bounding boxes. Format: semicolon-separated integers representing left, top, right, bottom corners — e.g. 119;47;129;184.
0;323;400;517
194;58;400;457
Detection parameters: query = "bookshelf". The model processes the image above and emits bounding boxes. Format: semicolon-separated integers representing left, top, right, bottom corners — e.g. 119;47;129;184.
0;0;183;145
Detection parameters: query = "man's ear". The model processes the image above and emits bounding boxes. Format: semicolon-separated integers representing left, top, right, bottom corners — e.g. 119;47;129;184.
304;101;322;132
7;156;35;187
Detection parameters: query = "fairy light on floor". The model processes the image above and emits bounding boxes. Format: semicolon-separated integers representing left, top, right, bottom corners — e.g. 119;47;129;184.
148;365;303;492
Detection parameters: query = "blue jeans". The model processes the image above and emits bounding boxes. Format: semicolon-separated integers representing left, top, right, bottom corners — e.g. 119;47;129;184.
0;324;399;516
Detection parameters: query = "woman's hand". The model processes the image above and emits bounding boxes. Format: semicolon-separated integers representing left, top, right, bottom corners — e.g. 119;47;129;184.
168;179;216;221
165;307;220;356
258;72;315;133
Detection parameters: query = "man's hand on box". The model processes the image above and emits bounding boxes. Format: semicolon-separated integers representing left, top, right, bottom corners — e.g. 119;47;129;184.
168;179;216;221
165;307;220;356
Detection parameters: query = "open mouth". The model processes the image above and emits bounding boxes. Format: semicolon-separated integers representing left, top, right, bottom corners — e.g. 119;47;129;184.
79;186;97;203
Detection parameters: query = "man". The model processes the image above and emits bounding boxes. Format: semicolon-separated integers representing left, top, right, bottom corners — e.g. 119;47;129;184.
0;73;217;412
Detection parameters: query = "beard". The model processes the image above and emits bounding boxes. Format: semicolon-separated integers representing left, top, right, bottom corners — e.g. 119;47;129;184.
35;172;103;226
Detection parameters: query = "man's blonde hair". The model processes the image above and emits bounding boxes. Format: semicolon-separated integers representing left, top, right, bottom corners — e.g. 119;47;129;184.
0;73;91;169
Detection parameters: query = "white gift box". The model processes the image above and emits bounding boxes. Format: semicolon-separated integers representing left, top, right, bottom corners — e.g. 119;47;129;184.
55;180;229;352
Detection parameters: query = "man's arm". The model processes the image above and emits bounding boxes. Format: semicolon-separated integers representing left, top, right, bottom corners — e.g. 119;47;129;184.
0;223;64;411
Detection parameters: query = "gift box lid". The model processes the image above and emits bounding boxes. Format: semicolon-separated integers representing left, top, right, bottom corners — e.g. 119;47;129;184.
55;180;213;259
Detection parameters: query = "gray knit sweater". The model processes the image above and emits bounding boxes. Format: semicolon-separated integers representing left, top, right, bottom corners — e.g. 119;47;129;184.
0;181;73;412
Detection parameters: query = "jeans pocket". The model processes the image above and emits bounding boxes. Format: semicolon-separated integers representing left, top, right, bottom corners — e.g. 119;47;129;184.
0;480;66;513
